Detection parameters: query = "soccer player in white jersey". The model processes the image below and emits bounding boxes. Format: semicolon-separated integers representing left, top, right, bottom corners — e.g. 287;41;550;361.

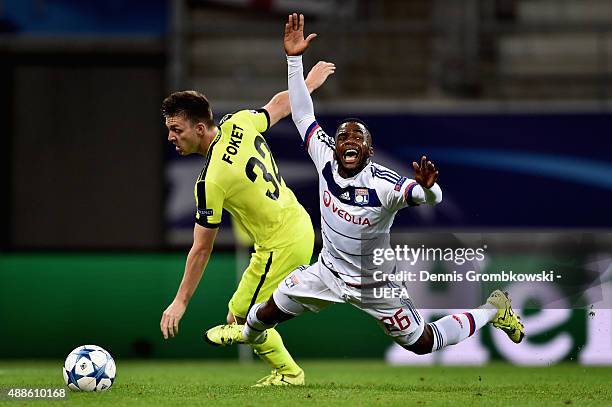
206;14;524;368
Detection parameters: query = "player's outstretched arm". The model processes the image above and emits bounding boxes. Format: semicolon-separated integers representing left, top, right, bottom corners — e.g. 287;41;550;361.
160;224;217;339
285;13;322;139
262;61;334;128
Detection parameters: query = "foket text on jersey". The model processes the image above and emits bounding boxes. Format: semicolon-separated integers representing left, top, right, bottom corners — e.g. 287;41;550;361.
222;124;244;165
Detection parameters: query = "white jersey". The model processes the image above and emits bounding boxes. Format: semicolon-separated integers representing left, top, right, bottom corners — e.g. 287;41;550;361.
303;120;427;284
287;55;442;286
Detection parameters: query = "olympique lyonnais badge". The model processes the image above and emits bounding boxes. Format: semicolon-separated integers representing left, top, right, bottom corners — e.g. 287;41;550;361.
285;274;300;289
355;188;369;205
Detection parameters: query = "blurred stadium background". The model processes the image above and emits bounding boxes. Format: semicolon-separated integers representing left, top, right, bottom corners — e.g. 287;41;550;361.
1;0;611;366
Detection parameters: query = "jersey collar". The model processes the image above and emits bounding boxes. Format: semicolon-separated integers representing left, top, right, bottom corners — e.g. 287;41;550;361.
331;159;372;187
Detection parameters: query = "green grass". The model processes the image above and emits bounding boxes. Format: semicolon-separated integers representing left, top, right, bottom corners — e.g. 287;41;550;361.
1;360;611;406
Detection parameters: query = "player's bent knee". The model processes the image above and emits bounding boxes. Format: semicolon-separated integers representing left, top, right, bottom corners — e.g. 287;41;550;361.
407;342;431;355
272;287;309;318
404;325;434;355
257;296;294;325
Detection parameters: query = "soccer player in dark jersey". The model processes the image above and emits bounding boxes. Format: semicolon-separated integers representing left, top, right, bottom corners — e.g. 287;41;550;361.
160;61;335;386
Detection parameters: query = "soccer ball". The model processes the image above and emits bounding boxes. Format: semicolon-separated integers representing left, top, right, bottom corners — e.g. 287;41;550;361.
63;345;116;392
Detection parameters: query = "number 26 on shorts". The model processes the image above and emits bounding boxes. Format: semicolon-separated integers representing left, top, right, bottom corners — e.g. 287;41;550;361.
380;308;411;332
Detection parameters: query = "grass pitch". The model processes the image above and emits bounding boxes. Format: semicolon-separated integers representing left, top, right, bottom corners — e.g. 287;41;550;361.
1;360;611;406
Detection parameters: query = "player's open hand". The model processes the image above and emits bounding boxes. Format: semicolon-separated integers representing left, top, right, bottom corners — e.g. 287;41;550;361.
160;299;187;339
412;155;439;189
284;13;317;56
306;61;336;91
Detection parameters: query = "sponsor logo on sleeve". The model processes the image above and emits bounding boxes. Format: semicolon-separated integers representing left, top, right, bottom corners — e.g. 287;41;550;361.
197;208;214;216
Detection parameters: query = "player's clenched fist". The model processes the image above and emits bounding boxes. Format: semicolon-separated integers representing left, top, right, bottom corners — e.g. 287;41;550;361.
284;13;317;56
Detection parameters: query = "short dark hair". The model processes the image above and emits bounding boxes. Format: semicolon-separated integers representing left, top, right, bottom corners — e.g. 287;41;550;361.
336;117;373;144
161;90;214;127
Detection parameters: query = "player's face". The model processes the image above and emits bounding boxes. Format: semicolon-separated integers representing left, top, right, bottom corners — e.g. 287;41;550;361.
334;122;373;176
165;115;200;156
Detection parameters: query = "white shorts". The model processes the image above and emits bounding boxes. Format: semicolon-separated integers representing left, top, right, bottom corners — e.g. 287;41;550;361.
273;262;425;347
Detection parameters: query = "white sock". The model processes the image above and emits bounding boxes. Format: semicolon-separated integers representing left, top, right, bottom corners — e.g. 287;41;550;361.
243;302;276;344
430;305;497;352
